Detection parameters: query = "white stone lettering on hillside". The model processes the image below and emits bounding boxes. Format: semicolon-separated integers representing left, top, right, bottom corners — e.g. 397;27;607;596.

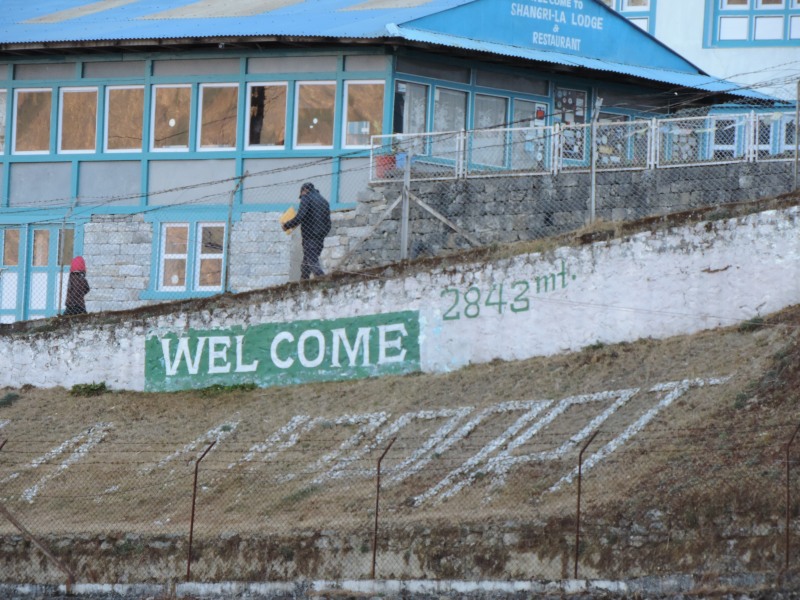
313;407;474;484
547;376;731;493
279;412;389;483
1;376;734;505
139;419;239;474
20;423;112;503
230;414;312;468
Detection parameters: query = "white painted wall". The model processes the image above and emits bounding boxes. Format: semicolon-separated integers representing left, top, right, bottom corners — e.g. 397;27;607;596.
1;206;799;391
654;0;800;101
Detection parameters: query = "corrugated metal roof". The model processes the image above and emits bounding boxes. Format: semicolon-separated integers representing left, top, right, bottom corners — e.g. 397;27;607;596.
0;0;770;100
390;25;773;100
1;0;471;41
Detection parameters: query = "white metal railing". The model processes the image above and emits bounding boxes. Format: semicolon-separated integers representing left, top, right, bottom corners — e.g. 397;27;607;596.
370;110;797;182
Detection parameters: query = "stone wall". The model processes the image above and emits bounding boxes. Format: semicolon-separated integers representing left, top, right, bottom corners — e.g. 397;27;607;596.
332;162;794;270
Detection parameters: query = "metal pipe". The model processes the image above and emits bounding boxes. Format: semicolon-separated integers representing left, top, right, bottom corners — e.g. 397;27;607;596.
186;440;217;581
371;436;397;579
786;422;800;571
575;429;599;580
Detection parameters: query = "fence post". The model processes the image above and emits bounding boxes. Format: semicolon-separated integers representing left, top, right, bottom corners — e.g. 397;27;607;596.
371;436;396;579
399;153;411;261
649;117;658;169
223;174;245;294
575;430;599;580
786;423;800;571
0;440;76;593
186;440;217;582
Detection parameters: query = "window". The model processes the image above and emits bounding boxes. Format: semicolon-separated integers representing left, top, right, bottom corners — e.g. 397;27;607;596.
196;224;225;290
472;94;508;167
622;0;650;9
295;82;336;148
57;228;74;267
13;89;51;154
711;0;799;44
158;222;226;292
152;85;191;151
343;81;384;147
160;224;188;290
59;88;97;153
106;86;144;152
393;81;428;135
32;229;49;266
432;87;467;159
198;83;238;150
3;229;19;266
247;82;287;148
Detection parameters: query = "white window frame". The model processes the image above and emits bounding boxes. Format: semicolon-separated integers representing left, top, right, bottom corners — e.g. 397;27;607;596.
158;223;189;292
58;86;98;154
150;84;192;153
622;0;650;11
104;85;144;153
12;88;52;155
245;81;288;150
721;0;750;8
197;82;239;152
194;222;226;292
293;80;336;150
342;80;385;149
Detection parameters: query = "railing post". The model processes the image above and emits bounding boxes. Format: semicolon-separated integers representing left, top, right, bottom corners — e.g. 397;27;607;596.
649;117;658;169
786;423;800;572
186;440;217;582
371;436;396;579
575;430;599;580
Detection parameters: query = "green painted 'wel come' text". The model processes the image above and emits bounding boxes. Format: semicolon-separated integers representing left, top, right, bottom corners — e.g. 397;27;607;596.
145;311;421;392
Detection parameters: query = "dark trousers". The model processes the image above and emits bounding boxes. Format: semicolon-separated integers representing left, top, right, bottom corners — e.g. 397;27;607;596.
301;238;325;280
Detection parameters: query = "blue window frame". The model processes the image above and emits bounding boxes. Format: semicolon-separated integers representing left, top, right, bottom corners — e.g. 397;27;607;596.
706;0;800;46
143;218;228;300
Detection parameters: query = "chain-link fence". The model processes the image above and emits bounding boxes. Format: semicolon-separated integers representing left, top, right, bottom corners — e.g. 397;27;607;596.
0;100;797;323
0;383;799;586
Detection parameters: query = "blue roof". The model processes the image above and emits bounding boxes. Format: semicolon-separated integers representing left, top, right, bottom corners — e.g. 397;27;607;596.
0;0;770;100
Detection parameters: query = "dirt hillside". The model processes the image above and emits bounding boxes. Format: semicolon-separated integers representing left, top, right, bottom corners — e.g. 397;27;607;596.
1;196;800;588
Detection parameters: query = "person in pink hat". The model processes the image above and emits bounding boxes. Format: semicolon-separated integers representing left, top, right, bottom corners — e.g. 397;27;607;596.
65;255;90;315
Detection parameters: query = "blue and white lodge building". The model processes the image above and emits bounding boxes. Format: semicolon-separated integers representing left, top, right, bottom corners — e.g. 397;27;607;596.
0;0;784;323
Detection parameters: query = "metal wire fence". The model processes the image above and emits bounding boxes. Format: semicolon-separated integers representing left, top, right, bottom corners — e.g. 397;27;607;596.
0;102;797;323
0;393;799;586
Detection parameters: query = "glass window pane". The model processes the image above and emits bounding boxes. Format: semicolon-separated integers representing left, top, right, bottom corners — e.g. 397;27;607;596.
758;0;783;6
198;258;222;287
162;259;186;288
433;88;467;133
295;82;335;147
200;225;224;255
58;229;74;267
393;81;428;135
14;90;51;153
754;15;784;37
164;225;188;254
723;0;749;6
106;86;143;151
153;85;191;150
3;229;19;266
248;84;286;147
60;89;97;152
0;90;6;153
344;82;384;146
32;230;49;266
200;84;238;149
623;0;649;9
474;94;508;129
719;16;750;38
